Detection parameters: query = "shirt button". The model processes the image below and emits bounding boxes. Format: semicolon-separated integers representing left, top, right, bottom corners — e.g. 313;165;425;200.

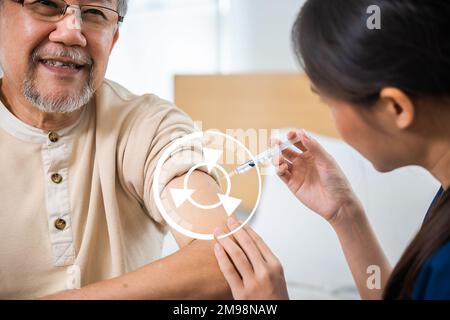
51;173;63;184
48;131;59;143
54;218;66;231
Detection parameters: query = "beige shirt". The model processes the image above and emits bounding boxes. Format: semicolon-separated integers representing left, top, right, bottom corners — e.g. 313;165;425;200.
0;79;202;299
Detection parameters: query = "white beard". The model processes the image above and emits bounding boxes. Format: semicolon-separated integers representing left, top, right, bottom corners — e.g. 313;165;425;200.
22;75;94;114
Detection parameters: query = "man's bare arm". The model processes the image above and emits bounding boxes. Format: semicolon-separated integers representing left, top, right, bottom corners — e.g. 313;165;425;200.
45;239;230;299
44;171;232;299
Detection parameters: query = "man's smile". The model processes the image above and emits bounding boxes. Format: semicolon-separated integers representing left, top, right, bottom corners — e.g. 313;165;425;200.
38;57;89;77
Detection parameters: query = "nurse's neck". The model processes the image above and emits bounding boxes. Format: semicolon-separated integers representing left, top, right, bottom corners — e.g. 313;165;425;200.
423;112;450;190
415;98;450;190
427;146;450;191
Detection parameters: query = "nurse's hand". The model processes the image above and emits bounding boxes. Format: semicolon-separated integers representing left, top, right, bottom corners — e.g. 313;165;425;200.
214;217;289;300
272;130;361;224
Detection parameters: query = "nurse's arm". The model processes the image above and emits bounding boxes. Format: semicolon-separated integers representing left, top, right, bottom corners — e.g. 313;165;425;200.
331;202;393;300
44;170;232;299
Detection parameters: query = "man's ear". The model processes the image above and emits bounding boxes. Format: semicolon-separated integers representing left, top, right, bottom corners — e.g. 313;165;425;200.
109;28;120;54
379;87;415;129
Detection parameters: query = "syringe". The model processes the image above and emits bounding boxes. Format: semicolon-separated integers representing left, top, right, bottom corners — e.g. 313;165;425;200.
230;136;302;176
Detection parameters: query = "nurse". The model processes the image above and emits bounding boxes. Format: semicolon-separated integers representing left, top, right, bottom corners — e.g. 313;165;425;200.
214;0;450;300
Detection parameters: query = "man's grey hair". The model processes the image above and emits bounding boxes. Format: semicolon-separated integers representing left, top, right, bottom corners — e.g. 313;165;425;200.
118;0;128;18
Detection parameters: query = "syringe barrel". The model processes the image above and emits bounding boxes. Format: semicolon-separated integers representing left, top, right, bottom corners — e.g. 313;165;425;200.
235;159;256;174
234;137;302;175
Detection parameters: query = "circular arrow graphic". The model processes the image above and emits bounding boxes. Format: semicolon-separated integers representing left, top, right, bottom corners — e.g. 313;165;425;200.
152;131;262;240
173;154;240;215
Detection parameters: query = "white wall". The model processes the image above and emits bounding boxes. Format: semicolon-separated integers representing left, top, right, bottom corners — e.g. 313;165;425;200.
106;0;221;100
223;0;305;73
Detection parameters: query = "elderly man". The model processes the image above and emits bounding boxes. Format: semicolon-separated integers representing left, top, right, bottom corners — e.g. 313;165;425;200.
0;0;231;299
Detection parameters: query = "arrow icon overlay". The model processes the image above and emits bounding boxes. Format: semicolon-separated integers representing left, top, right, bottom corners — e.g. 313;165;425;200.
217;194;242;216
203;148;223;172
170;188;196;208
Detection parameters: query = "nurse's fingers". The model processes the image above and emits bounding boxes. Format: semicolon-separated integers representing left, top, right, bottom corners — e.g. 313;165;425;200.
272;151;293;169
271;135;304;163
243;224;281;266
273;153;291;166
214;243;244;291
281;148;302;163
214;228;254;280
273;155;292;182
297;129;336;165
227;217;266;273
287;131;308;152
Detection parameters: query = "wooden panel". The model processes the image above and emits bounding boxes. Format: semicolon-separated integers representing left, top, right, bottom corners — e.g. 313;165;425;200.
174;74;339;210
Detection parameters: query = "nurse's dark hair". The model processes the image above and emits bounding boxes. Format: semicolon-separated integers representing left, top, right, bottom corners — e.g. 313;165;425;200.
293;0;450;106
292;0;450;299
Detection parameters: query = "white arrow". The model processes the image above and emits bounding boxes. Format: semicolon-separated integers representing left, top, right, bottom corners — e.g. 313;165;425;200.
170;188;196;208
217;194;242;216
203;148;223;173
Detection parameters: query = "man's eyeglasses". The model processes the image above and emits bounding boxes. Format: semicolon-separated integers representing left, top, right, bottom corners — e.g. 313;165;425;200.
12;0;124;31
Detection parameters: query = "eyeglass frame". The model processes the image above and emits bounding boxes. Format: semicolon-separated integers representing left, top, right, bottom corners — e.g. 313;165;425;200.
11;0;124;24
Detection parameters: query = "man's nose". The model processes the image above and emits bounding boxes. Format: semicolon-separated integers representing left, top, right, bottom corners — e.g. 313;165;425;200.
49;8;87;47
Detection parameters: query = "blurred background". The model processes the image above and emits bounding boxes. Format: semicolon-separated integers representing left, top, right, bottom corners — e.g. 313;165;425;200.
0;0;441;299
106;0;302;100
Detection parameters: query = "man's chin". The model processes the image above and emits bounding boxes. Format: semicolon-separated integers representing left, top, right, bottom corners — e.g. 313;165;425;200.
39;89;80;100
29;96;88;114
24;83;93;114
32;79;88;100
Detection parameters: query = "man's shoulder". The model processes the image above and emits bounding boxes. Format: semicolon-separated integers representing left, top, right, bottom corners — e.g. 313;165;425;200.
92;80;194;138
96;79;175;114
